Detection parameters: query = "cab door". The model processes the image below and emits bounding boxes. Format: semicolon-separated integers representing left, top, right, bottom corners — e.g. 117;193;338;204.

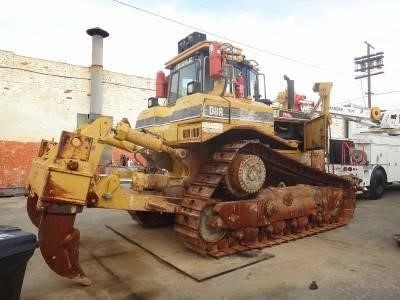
304;115;327;150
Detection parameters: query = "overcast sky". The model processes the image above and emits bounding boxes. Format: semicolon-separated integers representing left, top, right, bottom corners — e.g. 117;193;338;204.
1;0;399;109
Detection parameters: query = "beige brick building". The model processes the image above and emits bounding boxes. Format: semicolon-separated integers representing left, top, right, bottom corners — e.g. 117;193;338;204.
0;50;155;191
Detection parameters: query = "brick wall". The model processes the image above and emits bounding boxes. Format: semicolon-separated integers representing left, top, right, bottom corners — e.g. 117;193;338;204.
0;141;39;188
0;50;155;188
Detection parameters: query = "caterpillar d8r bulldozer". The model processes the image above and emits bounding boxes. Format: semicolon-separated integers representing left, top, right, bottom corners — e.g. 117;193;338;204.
26;32;355;285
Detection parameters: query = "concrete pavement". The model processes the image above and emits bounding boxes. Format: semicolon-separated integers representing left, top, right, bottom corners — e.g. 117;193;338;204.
1;187;400;300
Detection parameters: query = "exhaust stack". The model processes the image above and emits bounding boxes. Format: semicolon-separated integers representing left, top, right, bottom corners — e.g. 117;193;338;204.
284;75;294;110
86;27;109;121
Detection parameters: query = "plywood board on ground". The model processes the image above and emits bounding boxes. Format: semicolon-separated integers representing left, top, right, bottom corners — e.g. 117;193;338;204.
105;221;274;281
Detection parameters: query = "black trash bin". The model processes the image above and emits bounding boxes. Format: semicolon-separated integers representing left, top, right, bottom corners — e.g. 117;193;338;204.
0;225;37;300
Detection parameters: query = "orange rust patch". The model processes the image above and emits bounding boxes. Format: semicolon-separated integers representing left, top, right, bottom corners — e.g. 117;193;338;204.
43;174;69;198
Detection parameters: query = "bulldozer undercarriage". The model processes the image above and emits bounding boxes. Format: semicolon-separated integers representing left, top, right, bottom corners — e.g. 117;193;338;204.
27;140;355;285
174;140;355;257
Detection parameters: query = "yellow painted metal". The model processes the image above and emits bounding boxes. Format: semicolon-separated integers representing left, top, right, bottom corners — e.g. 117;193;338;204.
370;106;381;121
208;78;227;96
26;112;184;211
165;41;211;68
303;82;333;151
92;175;177;213
304;115;327;150
134;92;276;145
276;90;289;109
309;82;333;119
99;135;140;152
132;172;169;192
165;40;243;69
41;169;92;205
114;121;180;158
26;117;113;205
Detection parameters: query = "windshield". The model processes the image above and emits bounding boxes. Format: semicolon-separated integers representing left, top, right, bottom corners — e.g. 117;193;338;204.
168;61;199;105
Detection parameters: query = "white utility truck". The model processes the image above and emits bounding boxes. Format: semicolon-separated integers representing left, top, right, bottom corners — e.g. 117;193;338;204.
327;110;400;198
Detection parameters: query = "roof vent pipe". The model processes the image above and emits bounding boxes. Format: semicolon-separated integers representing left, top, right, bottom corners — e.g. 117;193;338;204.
86;27;109;121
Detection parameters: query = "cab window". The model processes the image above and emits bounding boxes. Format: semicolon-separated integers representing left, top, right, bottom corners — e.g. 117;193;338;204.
168;61;199;105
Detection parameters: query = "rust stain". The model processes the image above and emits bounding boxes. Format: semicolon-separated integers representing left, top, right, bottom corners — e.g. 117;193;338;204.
43;174;69;198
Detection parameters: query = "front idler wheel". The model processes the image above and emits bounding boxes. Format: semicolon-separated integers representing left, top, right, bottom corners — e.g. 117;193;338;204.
199;206;227;243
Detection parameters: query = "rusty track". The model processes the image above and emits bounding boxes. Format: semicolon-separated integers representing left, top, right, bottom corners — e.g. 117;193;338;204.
174;140;355;257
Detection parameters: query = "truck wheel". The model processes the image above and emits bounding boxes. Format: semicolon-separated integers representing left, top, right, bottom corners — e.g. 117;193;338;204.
369;169;386;199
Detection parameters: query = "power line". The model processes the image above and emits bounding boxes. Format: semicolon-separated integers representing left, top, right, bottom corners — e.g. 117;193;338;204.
111;0;352;76
374;90;400;95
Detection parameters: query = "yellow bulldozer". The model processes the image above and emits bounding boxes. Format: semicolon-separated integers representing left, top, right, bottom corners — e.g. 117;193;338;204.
26;32;355;285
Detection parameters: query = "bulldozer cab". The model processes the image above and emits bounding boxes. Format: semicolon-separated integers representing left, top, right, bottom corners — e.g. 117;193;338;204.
147;32;334;153
159;32;265;106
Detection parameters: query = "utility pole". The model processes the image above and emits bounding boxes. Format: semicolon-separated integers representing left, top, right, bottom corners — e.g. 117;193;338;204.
354;41;384;108
365;42;373;108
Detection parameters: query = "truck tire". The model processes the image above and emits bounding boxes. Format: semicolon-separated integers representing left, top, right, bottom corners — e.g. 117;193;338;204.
369;169;386;199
